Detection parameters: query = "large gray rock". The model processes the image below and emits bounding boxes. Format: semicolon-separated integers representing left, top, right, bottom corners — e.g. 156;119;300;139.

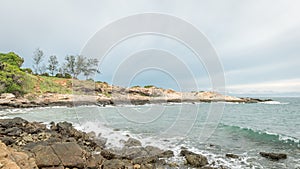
33;145;61;167
180;149;208;167
33;142;86;168
51;142;86;168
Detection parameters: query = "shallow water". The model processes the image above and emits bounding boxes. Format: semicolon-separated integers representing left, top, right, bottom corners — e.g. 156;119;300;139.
1;98;299;168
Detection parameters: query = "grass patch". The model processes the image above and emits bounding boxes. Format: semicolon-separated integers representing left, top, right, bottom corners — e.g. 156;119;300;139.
39;76;72;94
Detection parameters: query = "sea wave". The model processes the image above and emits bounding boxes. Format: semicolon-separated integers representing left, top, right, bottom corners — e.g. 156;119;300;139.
76;121;253;169
220;124;300;146
259;101;289;105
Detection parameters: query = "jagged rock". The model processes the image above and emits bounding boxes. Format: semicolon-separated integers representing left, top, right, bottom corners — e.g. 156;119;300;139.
86;154;104;168
100;149;117;160
124;137;142;147
0;141;37;169
4;127;22;136
94;136;107;148
180;149;208;167
259;152;287;160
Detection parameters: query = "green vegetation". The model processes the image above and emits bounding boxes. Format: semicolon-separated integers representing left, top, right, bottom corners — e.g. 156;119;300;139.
0;52;73;96
38;76;71;94
144;85;155;88
0;52;27;95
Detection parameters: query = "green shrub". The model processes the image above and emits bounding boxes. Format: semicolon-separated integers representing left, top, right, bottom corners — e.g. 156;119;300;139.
21;68;33;74
0;52;24;67
40;73;49;77
0;53;26;96
144;85;155;88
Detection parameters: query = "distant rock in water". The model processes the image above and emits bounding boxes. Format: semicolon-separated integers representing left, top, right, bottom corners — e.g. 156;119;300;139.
225;153;239;159
259;152;287;160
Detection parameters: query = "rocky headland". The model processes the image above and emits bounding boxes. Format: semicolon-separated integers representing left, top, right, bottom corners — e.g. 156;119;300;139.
0;82;272;109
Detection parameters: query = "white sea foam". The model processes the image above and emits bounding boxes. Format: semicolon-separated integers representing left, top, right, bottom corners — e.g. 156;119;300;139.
76;121;260;169
260;101;289;105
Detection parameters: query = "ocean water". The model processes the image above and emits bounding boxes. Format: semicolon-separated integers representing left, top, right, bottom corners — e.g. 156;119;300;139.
1;98;299;169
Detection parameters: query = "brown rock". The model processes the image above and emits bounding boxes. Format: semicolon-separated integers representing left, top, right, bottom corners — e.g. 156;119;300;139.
33;145;61;167
86;154;104;168
51;142;86;168
0;141;37;169
102;159;132;169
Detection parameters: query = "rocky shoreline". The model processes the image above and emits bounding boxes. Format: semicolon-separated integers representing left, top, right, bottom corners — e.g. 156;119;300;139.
0;118;287;169
0;90;273;109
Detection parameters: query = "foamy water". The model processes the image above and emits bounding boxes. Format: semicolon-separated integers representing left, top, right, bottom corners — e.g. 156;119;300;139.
1;97;299;168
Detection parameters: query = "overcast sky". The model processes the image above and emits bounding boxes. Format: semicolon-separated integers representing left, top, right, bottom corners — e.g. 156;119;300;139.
0;0;299;96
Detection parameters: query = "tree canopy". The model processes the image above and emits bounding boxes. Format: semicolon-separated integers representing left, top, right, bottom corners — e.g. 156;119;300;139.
0;52;26;95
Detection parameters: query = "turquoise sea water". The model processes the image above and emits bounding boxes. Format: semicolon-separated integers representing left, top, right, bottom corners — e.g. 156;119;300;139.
1;98;299;168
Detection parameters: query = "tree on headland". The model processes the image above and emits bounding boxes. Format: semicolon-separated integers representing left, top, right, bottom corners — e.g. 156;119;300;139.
63;55;76;78
32;48;44;74
47;55;59;76
83;58;100;80
63;55;99;79
74;55;87;78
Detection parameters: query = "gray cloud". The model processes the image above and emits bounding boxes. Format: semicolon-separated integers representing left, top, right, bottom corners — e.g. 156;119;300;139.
0;0;299;95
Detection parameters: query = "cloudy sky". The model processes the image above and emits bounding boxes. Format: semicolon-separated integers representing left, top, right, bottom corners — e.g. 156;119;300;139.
0;0;299;96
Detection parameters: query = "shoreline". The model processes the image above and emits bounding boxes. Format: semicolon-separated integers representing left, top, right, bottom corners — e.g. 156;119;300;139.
0;92;273;109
